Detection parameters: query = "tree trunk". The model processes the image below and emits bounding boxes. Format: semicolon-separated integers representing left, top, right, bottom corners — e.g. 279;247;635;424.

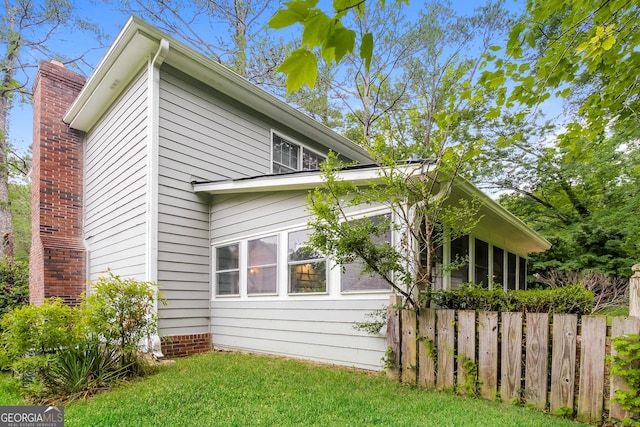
233;0;247;77
0;36;16;260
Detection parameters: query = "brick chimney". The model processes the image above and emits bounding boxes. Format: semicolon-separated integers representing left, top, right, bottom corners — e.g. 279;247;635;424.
30;60;87;305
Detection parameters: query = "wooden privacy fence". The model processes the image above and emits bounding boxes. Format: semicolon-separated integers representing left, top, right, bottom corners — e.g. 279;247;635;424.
385;295;640;424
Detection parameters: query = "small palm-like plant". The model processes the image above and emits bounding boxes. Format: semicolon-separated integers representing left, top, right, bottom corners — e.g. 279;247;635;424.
42;340;130;402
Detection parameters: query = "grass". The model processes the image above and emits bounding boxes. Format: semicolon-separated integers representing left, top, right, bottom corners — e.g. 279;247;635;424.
2;351;586;426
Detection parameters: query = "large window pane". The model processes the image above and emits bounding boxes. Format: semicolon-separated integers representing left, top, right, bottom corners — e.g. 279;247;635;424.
288;229;326;293
341;215;392;292
474;239;489;287
216;243;239;295
341;260;390;292
492;246;504;289
450;235;469;288
247;236;278;294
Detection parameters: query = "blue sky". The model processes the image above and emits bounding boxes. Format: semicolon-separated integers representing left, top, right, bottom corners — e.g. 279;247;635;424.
8;0;527;155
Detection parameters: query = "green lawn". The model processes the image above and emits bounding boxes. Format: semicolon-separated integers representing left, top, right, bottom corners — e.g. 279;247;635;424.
2;351;586;426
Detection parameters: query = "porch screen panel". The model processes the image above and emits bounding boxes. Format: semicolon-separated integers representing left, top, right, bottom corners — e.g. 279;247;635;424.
493;246;504;289
507;252;517;290
450;235;469;288
519;257;527;290
474;238;489;287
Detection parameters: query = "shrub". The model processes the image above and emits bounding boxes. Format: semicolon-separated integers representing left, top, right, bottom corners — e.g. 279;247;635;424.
0;298;80;383
610;334;640;426
0;271;163;402
80;271;164;370
40;340;130;403
431;284;593;314
0;260;29;319
535;269;628;312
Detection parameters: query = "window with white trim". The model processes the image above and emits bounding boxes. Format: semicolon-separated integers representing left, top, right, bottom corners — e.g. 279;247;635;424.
288;228;326;293
215;243;239;295
341;214;392;292
247;235;278;294
272;133;325;174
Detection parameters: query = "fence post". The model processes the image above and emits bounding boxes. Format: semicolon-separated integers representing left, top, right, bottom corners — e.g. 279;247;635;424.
630;264;640;318
386;295;402;380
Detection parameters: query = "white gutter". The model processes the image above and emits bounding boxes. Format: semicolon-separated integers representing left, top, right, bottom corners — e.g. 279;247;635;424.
192;164;425;194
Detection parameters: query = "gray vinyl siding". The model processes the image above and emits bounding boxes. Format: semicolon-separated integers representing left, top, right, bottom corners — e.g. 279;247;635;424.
157;66;281;335
210;299;388;370
211;190;389;370
212;191;310;242
211;190;384;242
84;68;148;281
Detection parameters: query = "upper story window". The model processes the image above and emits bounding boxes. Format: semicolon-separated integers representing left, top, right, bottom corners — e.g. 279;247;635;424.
272;133;325;174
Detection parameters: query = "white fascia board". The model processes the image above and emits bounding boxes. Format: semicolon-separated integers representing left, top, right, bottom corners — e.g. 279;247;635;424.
63;17;373;164
454;178;551;252
193;167;392;194
65;17;158;130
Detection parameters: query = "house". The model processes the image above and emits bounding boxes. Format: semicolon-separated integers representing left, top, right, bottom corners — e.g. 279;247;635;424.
29;17;550;370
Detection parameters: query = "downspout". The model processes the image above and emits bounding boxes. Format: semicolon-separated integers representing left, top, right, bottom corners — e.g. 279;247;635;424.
146;38;169;357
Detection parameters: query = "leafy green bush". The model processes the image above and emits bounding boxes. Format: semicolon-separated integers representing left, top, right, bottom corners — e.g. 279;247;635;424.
610;334;640;426
0;298;79;383
80;271;164;370
0;260;29;318
0;271;163;402
431;284;593;314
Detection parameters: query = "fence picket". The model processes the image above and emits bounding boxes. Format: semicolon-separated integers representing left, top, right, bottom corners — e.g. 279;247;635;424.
609;316;640;421
577;315;607;424
386;295;402;380
418;308;436;387
457;310;476;394
525;313;549;410
549;314;577;415
501;312;523;404
437;309;455;390
478;311;498;400
401;309;417;385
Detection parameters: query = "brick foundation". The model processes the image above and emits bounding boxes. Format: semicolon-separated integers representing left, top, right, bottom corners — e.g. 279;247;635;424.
161;333;212;358
30;61;87;306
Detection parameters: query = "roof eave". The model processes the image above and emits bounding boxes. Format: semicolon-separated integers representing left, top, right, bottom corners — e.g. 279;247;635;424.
63;16;372;164
454;178;551;253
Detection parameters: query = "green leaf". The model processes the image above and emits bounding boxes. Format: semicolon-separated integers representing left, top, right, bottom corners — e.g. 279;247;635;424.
327;27;356;63
302;11;331;47
360;32;373;71
276;48;318;93
269;8;305;29
485;107;500;120
575;41;590;55
601;34;616;51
